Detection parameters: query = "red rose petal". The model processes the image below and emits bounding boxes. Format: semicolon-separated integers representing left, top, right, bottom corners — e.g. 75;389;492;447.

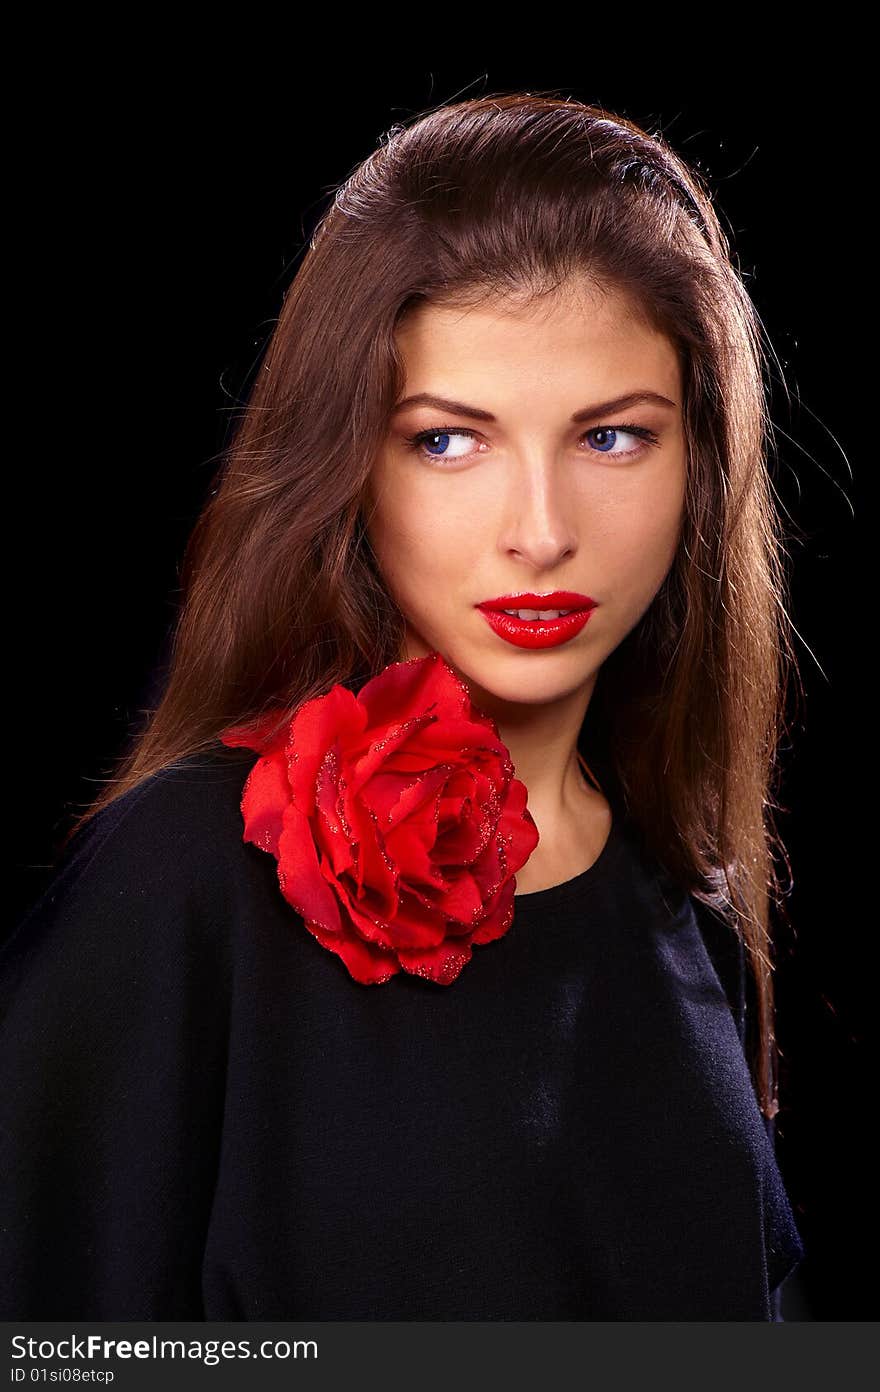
395;936;475;985
314;743;358;878
239;752;293;856
304;917;402;985
276;803;343;934
470;882;516;944
346;803;399;914
348;710;438;796
499;778;541;872
379;768;450;885
383;763;449;832
399;866;485;927
433;806;484;865
437;792;467;829
219;708;291;757
356;650;470;730
342;887;448;952
287;685;367;816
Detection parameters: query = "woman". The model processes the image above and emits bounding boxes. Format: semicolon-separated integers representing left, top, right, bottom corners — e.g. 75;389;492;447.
1;93;805;1320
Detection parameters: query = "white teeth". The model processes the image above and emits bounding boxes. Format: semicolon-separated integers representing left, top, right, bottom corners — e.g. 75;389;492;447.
501;608;572;620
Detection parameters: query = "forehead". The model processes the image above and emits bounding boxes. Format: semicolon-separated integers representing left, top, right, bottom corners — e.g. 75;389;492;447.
394;279;680;400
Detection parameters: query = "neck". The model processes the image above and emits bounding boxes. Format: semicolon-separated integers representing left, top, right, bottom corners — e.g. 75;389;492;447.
455;667;599;823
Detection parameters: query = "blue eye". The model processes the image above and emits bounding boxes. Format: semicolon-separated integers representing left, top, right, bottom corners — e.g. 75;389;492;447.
403;422;661;466
406;429;473;461
587;427;624;453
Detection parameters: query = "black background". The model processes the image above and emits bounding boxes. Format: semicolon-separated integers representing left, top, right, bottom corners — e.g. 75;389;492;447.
11;53;868;1322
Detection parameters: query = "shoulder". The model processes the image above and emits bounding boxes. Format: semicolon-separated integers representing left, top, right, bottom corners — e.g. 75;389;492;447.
628;824;748;1048
69;741;255;864
687;893;748;1047
0;749;262;1170
5;743;260;964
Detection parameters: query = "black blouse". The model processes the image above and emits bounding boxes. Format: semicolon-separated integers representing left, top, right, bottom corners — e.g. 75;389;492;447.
1;744;805;1320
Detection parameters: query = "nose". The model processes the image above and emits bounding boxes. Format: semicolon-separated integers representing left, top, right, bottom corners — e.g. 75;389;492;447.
497;452;577;570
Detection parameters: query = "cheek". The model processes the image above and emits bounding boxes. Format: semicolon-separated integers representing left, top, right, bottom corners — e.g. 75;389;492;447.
366;479;476;598
594;468;685;591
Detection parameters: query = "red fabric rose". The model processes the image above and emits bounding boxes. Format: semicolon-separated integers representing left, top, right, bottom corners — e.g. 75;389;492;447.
218;651;540;985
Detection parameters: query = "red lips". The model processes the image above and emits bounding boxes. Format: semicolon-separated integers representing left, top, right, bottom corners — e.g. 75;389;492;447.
477;591;596;613
475;592;599;650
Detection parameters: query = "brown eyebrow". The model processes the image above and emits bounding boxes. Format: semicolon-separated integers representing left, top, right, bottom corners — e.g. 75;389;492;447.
391;390;677;422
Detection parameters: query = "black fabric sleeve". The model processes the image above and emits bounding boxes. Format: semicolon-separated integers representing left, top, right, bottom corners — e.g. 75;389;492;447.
688;894;747;1049
690;893;795;1323
1;764;236;1319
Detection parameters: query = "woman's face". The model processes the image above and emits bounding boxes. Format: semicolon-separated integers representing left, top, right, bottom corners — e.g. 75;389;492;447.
364;278;686;715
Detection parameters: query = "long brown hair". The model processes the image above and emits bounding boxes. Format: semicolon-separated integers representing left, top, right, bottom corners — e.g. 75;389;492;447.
64;93;800;1120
